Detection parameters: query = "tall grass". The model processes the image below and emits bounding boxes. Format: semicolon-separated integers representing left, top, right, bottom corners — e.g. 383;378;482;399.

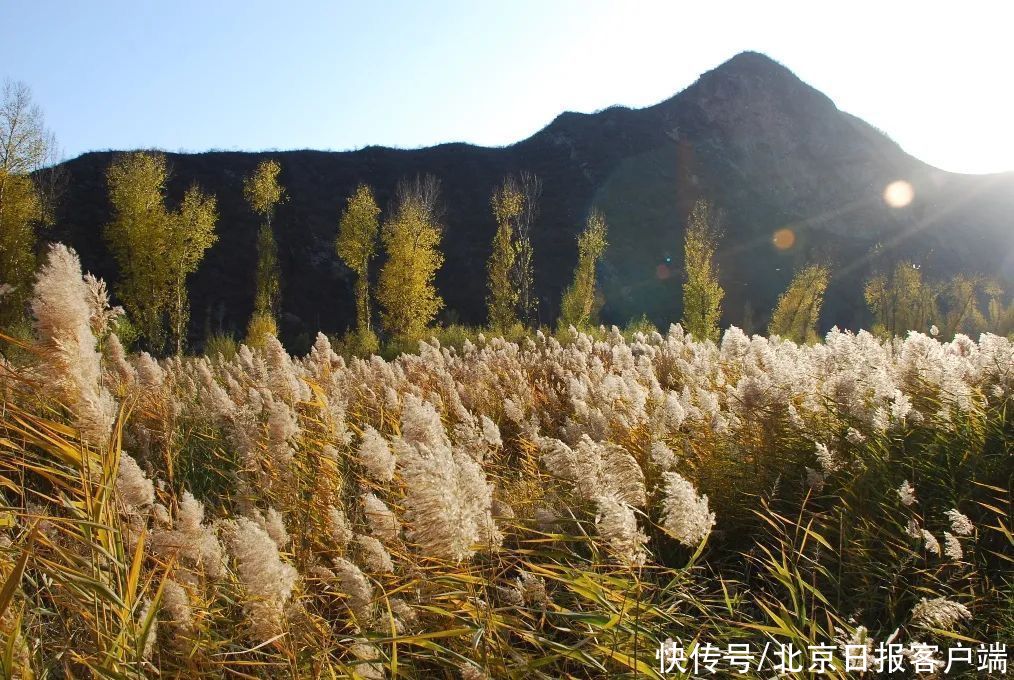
1;247;1011;678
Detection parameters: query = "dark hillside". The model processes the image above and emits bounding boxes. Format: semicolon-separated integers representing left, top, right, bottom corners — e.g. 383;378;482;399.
47;52;1014;350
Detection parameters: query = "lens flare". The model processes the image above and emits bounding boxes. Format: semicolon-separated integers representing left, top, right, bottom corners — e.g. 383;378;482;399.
884;180;914;208
772;228;795;250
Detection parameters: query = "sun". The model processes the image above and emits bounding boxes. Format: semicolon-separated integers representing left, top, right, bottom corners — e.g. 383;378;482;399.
883;180;914;208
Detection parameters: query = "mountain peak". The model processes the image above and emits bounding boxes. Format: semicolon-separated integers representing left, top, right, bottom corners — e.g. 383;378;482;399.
719;50;790;72
693;51;807;95
705;51;810;89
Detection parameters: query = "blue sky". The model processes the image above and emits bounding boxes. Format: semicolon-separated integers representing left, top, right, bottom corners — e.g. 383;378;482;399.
3;1;1012;173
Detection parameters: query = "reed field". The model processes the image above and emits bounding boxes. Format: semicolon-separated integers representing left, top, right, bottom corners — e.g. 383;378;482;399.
0;244;1011;678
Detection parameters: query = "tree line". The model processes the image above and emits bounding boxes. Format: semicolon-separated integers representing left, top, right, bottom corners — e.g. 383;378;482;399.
2;80;1012;357
101;152;1014;355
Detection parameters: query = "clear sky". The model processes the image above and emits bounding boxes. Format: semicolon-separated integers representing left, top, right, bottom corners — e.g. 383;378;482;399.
3;1;1012;174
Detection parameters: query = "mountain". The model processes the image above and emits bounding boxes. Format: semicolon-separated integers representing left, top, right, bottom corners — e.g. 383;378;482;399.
47;51;1014;351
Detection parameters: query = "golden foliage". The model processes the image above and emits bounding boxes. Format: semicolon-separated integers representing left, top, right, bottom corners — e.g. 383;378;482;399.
940;274;987;337
864;262;938;337
105;152;218;353
245;308;278;349
242;159;285;219
1;81;54;326
680;200;724;342
168;186;218;354
558;209;608;329
486;179;523;330
0;170;41;325
337;185;381;336
377;177;444;341
244;161;285;336
252;222;281;319
768;264;829;343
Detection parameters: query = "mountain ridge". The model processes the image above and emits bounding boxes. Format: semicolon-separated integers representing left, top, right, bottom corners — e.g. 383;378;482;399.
46;52;1014;351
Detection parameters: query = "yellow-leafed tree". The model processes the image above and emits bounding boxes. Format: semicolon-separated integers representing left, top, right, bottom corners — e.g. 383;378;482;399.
680;200;724;342
558;209;608;330
336;185;381;354
105;152;218;353
377;175;444;343
244;158;285;218
768;264;829;343
939;274;987;338
243;160;285;348
0;80;56;328
513;172;541;327
168;186;218;354
106;152;170;348
486;178;523;330
984;282;1014;336
486;172;542;329
0;171;41;326
864;261;938;337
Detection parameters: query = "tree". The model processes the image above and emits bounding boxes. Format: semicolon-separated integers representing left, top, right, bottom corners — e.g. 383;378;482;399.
105;152;173;349
167;186;218;354
680;200;724;342
336;185;381;353
243;160;285;346
246;221;281;348
512;172;541;327
939;274;986;338
252;223;281;319
243;159;285;222
484;172;541;330
864;262;939;337
0;80;57;326
768;264;829;343
984;282;1014;337
558;209;608;329
487;178;522;330
377;175;444;342
0;171;40;326
105;152;218;353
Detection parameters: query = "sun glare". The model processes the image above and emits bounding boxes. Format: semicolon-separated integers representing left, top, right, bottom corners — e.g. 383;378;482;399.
772;227;796;250
883;180;914;208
